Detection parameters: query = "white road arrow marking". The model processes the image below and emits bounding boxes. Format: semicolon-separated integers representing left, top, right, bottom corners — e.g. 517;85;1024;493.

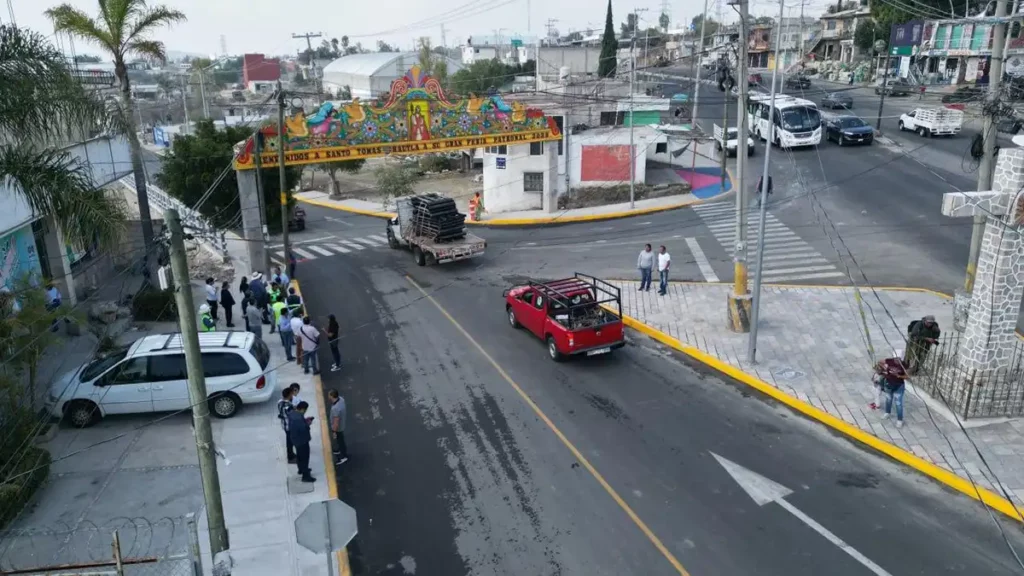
711;453;893;576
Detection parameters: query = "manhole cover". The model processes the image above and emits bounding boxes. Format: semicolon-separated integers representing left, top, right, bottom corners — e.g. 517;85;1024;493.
773;368;805;381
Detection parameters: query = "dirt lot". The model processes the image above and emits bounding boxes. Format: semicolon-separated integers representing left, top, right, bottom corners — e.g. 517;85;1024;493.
557;182;691;210
301;158;482;211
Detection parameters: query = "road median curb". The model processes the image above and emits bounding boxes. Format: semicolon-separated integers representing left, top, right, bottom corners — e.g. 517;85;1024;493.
618;311;1024;523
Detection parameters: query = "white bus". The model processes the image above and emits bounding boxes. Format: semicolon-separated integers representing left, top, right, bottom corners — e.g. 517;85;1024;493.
747;94;822;148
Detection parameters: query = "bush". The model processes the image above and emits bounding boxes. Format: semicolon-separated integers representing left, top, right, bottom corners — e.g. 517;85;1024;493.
419;154;452;173
131;288;178;321
0;446;51;529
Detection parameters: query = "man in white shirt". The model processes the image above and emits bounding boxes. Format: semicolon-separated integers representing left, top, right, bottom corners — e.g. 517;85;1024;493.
636;244;654;292
204;277;219;322
657;245;671;296
297;316;321;375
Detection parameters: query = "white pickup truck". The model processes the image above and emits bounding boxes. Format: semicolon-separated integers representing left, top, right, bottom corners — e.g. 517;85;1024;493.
713;124;756;157
898;107;964;137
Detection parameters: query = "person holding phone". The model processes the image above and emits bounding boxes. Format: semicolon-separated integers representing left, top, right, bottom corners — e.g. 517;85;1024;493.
287;401;316;483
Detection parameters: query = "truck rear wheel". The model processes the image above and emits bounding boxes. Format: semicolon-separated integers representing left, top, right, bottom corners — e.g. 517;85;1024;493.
547;336;563;362
413;246;426;266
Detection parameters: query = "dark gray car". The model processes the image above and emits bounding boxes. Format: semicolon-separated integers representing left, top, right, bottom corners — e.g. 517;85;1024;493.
875;78;912;96
821;91;853;109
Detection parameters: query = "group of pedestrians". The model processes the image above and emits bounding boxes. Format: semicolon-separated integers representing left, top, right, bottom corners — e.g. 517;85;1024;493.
636;244;672;295
276;382;350;483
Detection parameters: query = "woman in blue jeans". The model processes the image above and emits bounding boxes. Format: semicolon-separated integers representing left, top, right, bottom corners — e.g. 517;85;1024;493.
877;357;908;428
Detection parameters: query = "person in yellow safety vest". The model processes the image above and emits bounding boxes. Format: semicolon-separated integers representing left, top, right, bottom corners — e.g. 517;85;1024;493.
268;283;281;334
271;296;287;333
199;303;216;332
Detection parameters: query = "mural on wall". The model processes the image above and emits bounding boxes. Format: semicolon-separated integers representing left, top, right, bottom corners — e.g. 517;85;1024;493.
0;226;41;294
234;65;562;170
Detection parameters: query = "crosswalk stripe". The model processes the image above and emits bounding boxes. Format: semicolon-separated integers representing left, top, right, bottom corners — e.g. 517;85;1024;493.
307;245;335;256
762;271;846;282
753;258;830;270
292;247;317;259
717;229;798;240
327;243;352;254
274;251;285;259
341;240;365;250
369;234;389;243
759;265;838;277
353;237;381;247
686;237;719;282
762;252;825;261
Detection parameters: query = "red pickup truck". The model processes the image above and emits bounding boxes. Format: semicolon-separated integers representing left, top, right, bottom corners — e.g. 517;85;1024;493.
504;274;626;361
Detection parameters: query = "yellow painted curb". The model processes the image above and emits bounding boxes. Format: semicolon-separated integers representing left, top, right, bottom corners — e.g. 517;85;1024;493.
618;312;1024;523
295;168;735;227
293;281;352;576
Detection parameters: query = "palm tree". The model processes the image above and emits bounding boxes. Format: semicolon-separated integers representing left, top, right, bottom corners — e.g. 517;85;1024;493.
47;0;186;279
0;25;126;251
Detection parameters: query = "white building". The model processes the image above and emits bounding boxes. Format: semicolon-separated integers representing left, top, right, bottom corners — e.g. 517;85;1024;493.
0;136;132;305
322;52;463;100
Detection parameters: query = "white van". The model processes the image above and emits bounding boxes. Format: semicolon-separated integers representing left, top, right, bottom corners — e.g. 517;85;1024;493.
48;332;276;427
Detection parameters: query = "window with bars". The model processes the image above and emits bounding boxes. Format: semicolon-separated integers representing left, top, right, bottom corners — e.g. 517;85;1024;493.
523;172;544;192
530;142;544;155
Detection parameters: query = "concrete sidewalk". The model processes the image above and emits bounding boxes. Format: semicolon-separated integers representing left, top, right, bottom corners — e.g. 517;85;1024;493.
612;281;1024;514
194;313;341;574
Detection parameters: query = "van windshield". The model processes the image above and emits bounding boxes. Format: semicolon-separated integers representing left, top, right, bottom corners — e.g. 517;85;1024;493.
249;338;271;370
780;107;821;132
81;347;129;381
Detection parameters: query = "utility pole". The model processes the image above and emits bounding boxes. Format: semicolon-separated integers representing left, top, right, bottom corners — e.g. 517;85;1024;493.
874;48;891;131
966;0;1009;296
166;209;229;556
253;133;272;276
748;0;786;363
180;73;191;135
692;0;710;128
293;32;324;104
277;82;291;265
440;24;447;53
798;0;806;67
199;69;209;119
728;0;753;332
629;20;637;209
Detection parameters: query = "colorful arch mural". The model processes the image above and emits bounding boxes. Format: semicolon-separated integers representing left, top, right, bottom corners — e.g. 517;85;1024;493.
234;66;563;170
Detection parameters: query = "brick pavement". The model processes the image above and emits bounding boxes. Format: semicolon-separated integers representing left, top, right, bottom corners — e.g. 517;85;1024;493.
613;281;1024;507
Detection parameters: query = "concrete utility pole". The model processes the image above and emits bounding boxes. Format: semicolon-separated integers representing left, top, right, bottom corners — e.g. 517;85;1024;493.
277;82;291;264
629;30;637;209
727;0;753;333
798;0;806;65
966;0;1009;296
293;32;324;103
748;0;786;363
180;73;191;135
198;69;209;119
874;44;891;131
166;208;229;557
253;134;272;276
692;0;709;128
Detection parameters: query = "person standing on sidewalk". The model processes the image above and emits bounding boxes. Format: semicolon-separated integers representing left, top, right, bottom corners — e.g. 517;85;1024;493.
290;382;305;408
637;244;654;292
272;265;289;288
277;387;296;463
290;307;305;366
245;301;263;340
287;401;316;482
657;245;671;296
277;308;296;361
220;282;235;328
879;358;909;428
298;317;321;375
288;250;298;281
327;314;341;372
286;287;302;315
199;304;216;332
204;277;219;322
328;389;349;465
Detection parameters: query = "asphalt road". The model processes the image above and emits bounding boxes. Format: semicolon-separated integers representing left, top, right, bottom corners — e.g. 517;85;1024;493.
296;207;1024;575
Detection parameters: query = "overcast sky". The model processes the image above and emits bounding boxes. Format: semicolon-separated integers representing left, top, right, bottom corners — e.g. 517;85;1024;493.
9;0;818;60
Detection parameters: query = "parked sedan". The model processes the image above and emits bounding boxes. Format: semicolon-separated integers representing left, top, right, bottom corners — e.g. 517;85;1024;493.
875;78;912;96
821;91;853;109
825;116;874;146
784;75;811;89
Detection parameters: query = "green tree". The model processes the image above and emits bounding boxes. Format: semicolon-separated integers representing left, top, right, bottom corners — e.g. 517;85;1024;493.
373;163;420;203
47;0;187;280
691;14;720;41
293;70;308;85
621;13;639;37
417;37;435;75
598;0;618;77
659;12;670;31
316;158;365;197
74;53;101;62
0;25;127;250
155;119;301;232
854;20;885;52
449;59;530;95
378;40;396;52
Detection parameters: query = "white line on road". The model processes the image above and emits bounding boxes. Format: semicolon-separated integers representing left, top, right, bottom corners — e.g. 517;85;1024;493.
636;221;652;225
762;271;846;282
686;237;719;282
758;265;838;277
353;237;382;246
325;216;353;226
270;236;334;248
341;240;365;250
307;245;335;256
369;234;389;243
292;247;317;259
327;243;352;254
596;239;607;243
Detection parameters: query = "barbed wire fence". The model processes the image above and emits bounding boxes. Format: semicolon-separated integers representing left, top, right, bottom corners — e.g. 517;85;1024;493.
0;515;201;575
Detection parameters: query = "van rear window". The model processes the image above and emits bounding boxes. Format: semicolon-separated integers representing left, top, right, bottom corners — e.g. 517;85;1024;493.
249;338;271;370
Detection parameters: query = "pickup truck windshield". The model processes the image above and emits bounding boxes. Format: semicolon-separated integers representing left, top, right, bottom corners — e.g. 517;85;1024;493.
781;107;821;132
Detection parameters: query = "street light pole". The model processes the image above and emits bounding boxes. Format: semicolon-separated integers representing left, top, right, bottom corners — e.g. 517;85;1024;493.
727;0;753;333
874;39;891;132
629;27;636;209
748;0;785;363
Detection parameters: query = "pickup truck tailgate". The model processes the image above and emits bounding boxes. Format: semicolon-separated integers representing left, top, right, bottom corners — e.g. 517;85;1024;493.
565;321;624;355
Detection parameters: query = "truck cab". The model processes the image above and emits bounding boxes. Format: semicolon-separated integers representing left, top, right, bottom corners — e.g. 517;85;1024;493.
505;274;625;361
